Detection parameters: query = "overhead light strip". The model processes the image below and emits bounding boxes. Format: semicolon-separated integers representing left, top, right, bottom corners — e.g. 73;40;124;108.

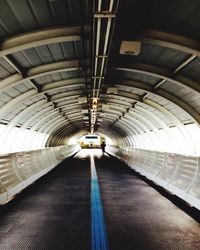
90;0;119;134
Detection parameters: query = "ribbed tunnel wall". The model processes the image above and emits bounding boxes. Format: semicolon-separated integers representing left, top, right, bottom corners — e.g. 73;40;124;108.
0;1;200;209
107;145;200;210
0;144;80;204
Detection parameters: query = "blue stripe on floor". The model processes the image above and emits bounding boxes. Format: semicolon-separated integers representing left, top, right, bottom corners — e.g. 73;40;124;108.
90;154;109;250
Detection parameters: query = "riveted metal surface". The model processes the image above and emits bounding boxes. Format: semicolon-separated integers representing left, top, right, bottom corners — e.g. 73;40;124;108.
95;155;200;250
0;156;91;250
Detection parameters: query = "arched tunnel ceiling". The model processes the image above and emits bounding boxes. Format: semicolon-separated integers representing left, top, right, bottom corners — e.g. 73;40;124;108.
0;0;200;146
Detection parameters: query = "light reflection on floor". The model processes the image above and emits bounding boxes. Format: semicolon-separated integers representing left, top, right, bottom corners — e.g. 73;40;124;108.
75;149;109;159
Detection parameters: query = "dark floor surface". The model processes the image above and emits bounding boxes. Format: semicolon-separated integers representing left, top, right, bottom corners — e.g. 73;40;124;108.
0;149;200;250
95;153;200;250
0;152;91;250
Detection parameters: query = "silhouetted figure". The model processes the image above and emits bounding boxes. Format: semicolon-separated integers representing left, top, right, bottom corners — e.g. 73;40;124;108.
101;141;106;153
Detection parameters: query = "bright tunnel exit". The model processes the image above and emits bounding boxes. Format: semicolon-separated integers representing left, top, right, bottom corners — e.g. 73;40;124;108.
67;132;114;149
78;134;113;149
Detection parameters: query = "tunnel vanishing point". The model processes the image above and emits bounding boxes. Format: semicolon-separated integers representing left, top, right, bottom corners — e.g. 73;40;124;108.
0;1;200;250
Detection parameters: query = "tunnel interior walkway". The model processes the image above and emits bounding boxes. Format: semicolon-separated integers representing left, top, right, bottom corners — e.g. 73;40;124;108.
0;150;200;250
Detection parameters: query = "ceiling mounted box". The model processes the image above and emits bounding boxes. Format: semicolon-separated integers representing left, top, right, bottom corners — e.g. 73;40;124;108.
78;97;87;104
107;87;118;94
120;41;141;55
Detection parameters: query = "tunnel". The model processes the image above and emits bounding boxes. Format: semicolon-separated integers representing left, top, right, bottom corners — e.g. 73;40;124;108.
0;0;200;249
